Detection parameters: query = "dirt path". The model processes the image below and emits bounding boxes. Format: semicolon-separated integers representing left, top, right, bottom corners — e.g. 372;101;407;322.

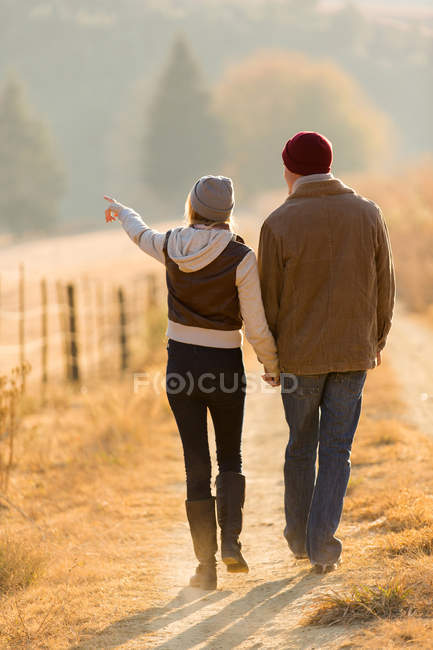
73;362;354;650
386;303;433;437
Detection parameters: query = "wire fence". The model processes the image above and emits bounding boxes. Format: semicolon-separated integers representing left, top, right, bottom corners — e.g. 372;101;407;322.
0;264;164;389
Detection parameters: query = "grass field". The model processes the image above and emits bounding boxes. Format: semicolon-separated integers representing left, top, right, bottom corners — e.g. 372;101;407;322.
2;343;433;647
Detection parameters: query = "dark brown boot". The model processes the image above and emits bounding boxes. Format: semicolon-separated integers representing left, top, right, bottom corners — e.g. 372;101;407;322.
185;498;218;590
216;472;249;573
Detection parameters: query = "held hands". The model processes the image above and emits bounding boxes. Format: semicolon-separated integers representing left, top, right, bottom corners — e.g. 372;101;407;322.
262;371;280;387
104;195;125;222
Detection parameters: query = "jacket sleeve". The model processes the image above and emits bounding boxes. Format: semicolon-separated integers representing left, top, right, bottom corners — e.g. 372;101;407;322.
375;210;396;351
236;250;280;376
257;221;284;339
117;206;166;263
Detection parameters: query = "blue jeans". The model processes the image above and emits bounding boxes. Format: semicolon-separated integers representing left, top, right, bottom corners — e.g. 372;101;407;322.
281;370;367;565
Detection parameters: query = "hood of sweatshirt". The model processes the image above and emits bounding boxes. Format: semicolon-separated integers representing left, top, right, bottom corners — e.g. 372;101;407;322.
166;225;235;273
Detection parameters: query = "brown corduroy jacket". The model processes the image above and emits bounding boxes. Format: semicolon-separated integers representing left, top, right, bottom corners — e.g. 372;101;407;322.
258;178;395;375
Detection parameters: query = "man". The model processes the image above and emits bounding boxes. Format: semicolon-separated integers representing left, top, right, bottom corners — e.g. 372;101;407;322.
258;131;395;573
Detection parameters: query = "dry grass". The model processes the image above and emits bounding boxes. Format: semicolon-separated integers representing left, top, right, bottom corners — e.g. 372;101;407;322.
381;527;433;557
342;562;433;647
0;364;30;492
345;489;433;532
0;532;44;595
305;582;411;626
342;618;433;649
0;338;185;648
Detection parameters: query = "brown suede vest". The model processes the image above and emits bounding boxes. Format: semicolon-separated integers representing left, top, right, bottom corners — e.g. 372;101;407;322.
163;230;250;331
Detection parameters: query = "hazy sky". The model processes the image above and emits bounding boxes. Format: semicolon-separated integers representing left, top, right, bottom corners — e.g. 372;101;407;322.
321;0;433;11
323;0;432;6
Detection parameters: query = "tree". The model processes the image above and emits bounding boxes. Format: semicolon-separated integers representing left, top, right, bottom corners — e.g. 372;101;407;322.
214;52;395;196
0;77;66;236
145;36;224;210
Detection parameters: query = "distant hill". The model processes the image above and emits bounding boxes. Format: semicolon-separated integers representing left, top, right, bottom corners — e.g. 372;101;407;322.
1;1;431;230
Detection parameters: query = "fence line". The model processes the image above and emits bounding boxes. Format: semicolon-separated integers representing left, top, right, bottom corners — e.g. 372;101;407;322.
0;304;60;319
0;266;163;388
41;277;48;388
0;331;65;352
0;300;148;320
18;264;26;391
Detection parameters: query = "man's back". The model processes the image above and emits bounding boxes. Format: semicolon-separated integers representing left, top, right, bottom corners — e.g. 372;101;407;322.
258;178;395;374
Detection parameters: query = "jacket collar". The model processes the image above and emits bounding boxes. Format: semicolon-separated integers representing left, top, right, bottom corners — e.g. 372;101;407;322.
288;178;355;200
292;172;334;193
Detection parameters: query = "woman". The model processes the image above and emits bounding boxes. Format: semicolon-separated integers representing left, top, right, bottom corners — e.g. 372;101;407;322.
104;175;279;590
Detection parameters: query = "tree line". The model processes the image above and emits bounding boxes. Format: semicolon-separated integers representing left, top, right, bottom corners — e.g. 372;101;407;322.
0;0;430;227
0;35;397;236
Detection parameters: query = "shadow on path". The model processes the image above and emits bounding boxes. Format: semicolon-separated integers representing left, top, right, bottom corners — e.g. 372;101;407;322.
75;572;323;649
72;588;231;649
154;573;316;650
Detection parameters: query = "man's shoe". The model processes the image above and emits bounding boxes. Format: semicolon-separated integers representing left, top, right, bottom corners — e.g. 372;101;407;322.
312;558;342;574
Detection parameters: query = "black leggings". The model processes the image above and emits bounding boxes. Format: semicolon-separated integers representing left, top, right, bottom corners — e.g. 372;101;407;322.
166;339;246;501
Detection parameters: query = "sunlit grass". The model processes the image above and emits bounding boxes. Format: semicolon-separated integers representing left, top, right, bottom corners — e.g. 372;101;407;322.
305;582;411;626
382;527;433;557
0;533;44;594
346;618;433;649
345;488;433;532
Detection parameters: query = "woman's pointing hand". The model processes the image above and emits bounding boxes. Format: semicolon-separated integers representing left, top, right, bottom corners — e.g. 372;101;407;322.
104;195;125;222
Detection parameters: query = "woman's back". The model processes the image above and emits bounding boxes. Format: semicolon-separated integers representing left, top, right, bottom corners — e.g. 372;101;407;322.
164;226;251;332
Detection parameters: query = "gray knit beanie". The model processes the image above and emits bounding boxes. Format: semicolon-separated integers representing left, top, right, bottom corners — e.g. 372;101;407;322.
189;175;234;222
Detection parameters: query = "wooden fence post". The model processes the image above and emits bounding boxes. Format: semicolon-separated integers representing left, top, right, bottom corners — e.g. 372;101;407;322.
96;282;105;376
132;279;142;339
56;281;69;381
81;275;94;379
118;287;129;372
18;264;26;391
137;277;148;341
41;278;48;388
147;274;158;309
66;283;80;382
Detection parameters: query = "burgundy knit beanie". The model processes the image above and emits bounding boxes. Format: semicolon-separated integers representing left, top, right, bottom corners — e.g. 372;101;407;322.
282;131;333;175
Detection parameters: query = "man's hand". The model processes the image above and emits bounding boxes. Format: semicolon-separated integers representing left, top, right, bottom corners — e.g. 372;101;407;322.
104;195;126;222
377;350;382;367
262;371;280;387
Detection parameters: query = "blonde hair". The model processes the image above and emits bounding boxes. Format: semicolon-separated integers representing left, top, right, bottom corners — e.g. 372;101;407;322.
184;193;234;230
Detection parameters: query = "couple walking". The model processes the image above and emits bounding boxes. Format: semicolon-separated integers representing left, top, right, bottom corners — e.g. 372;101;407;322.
105;131;395;589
